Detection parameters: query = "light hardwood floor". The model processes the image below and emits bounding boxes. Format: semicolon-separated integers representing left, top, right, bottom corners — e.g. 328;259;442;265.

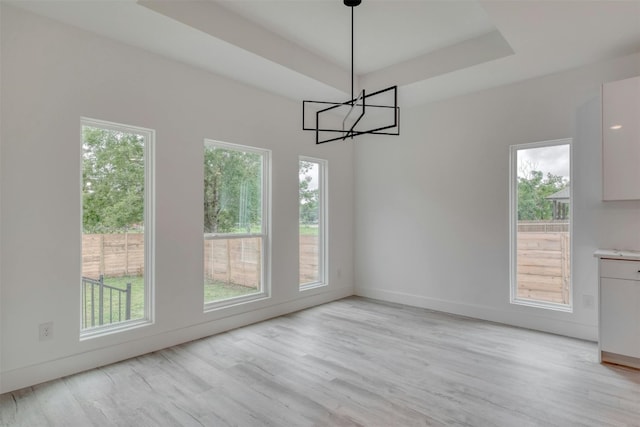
1;297;639;426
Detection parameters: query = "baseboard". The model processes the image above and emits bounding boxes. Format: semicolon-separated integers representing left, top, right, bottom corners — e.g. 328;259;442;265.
601;351;640;370
356;287;597;341
0;287;353;394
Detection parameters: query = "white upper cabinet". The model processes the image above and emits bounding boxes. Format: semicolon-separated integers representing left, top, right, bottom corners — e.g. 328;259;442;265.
602;75;640;201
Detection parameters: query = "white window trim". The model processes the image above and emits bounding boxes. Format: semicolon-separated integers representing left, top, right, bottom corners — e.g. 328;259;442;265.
203;139;271;311
509;138;573;312
80;117;155;339
299;156;328;291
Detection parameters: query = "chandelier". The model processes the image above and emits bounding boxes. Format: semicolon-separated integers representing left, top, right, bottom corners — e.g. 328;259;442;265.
302;0;400;144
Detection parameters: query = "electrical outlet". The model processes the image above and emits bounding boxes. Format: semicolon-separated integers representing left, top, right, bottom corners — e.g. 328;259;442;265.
582;294;595;309
39;322;53;341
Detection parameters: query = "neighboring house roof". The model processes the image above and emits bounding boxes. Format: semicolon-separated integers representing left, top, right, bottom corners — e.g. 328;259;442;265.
546;186;570;201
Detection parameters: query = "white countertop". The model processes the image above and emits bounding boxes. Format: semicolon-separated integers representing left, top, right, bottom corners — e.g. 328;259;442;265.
594;249;640;261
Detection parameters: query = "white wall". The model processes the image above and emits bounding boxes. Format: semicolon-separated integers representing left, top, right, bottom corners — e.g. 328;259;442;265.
0;5;355;393
0;1;3;398
355;53;640;341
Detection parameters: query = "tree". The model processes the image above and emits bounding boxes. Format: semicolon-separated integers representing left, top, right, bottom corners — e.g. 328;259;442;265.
517;169;567;221
203;146;261;233
82;127;144;233
299;161;319;225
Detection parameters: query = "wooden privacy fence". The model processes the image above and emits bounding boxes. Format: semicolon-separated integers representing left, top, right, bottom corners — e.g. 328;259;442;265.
82;233;144;278
83;233;319;286
204;237;262;288
518;221;569;233
517;231;570;304
299;235;319;284
203;235;319;287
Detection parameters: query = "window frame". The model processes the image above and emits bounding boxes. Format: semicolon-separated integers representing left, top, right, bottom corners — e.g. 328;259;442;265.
509;138;573;312
80;117;155;339
299;156;328;291
203;139;271;311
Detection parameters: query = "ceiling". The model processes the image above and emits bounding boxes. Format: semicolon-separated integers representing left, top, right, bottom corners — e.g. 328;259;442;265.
7;0;640;107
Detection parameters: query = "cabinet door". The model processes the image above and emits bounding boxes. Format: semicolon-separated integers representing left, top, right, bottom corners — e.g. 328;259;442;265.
602;75;640;201
600;277;640;357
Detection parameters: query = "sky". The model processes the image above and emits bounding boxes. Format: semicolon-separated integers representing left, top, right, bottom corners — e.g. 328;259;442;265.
517;144;570;181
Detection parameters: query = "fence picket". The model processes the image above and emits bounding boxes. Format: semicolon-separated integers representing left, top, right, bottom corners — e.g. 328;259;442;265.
517;229;570;304
82;233;144;278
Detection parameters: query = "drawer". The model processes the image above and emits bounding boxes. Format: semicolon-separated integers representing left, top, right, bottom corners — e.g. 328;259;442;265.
600;259;640;281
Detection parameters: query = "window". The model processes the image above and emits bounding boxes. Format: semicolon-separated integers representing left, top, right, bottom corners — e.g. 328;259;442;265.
510;139;571;310
81;118;154;335
203;140;270;309
299;157;327;289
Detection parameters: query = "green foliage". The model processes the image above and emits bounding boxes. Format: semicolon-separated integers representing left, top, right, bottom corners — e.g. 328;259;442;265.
299;161;319;225
204;145;262;233
517;170;568;220
82;126;144;233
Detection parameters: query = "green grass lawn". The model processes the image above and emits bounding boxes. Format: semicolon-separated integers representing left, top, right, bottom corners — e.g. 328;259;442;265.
83;275;257;329
204;278;257;302
299;225;319;236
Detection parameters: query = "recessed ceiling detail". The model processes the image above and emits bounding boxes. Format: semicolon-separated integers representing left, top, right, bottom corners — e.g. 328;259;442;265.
6;0;640;107
216;0;500;75
140;0;515;101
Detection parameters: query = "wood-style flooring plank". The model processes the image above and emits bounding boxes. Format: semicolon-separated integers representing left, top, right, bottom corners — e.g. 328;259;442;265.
1;296;639;426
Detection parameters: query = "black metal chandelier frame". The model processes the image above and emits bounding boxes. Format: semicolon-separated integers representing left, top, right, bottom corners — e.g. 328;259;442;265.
302;0;400;144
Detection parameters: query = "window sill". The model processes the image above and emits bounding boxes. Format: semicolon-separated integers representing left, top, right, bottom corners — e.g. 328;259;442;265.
300;282;328;292
511;298;573;313
204;292;270;313
80;319;153;341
